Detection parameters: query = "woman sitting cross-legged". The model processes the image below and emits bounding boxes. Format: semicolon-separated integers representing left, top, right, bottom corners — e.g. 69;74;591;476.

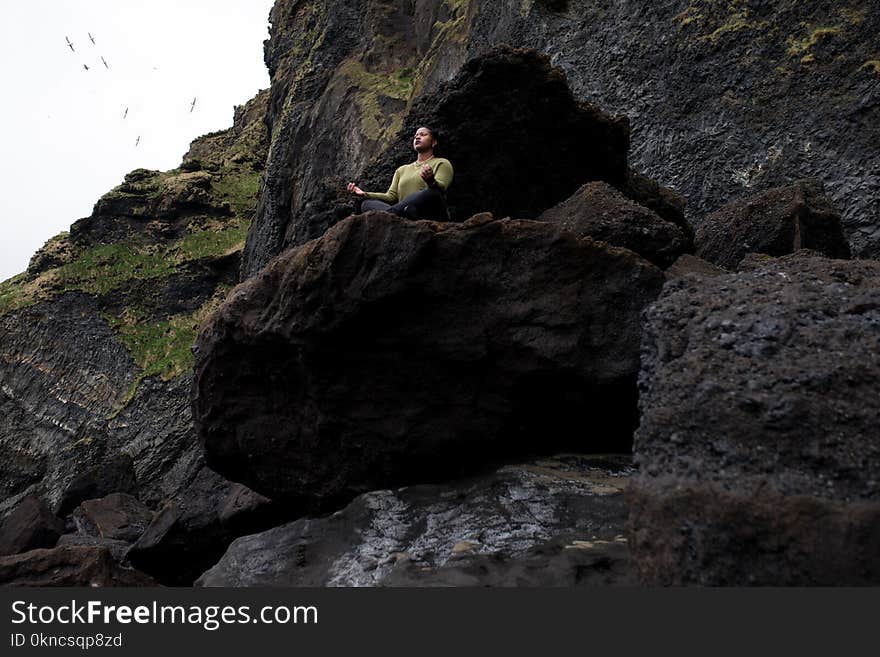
346;126;453;221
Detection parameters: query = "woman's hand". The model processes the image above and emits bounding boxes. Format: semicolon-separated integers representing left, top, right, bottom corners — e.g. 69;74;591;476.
347;182;366;197
420;165;436;186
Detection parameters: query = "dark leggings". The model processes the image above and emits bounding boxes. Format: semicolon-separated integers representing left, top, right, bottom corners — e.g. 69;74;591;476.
361;188;449;221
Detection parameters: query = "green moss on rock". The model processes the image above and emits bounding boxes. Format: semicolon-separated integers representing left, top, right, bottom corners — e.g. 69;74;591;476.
172;218;251;262
787;27;842;57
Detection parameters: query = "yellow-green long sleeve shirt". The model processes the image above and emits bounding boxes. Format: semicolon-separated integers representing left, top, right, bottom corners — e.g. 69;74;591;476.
364;157;453;204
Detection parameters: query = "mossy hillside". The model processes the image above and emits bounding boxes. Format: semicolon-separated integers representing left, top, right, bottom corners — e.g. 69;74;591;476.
100;169;165;202
108;286;229;384
106;287;230;416
212;170;261;217
671;0;875;74
340;59;416;143
0;212;250;316
0;274;28;315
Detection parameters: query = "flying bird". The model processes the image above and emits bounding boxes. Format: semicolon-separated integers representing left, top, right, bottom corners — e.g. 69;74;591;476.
65;36;75;52
88;32;96;45
135;136;141;147
101;56;109;69
83;64;89;71
190;97;197;113
123;107;128;119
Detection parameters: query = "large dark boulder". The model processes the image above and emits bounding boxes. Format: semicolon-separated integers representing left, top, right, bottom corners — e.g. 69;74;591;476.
537;181;691;268
0;496;64;556
126;467;275;586
197;455;635;587
628;254;880;585
195;212;664;512
695;180;851;269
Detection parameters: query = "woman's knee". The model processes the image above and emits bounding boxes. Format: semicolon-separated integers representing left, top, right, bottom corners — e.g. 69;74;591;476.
361;199;390;212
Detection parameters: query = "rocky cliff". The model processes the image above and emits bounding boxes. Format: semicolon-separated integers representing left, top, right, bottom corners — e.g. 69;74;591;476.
0;91;279;584
244;0;879;276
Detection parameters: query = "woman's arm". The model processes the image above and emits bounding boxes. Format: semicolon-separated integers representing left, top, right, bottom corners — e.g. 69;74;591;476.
432;160;453;192
363;168;401;203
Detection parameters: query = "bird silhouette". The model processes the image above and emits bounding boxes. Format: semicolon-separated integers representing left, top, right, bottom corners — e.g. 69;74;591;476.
123;107;128;119
101;56;109;69
83;64;89;71
135;136;141;147
65;36;75;52
88;32;96;45
190;97;197;113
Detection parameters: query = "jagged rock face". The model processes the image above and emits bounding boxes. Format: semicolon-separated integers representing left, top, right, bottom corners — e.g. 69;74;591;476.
695;180;851;269
246;0;880;279
537;181;691;269
243;0;471;277
197;455;635;587
628;254;880;585
244;41;644;275
195;212;664;511
0;294;136;513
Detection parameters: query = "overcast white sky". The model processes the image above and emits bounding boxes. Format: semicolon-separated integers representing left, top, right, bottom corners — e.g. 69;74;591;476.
0;0;275;282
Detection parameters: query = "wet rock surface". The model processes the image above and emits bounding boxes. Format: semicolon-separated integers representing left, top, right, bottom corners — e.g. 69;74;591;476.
629;254;880;585
195;213;663;511
695;180;851;269
197;454;635;587
537;181;691;269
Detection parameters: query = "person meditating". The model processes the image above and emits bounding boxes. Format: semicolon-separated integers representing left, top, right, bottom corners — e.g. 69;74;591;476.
347;126;453;221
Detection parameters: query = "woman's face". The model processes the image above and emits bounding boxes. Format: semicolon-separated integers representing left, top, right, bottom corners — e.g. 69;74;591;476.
413;127;435;152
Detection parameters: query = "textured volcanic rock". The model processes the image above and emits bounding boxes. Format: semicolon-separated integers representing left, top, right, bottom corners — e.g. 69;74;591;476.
196;212;664;511
0;545;155;587
0;294;136;515
537;181;691;268
629;254;880;585
695;180;851;269
127;467;275;586
197;454;635;587
0;496;64;556
247;45;632;272
664;254;727;280
55;535;132;563
74;493;154;543
57;454;138;517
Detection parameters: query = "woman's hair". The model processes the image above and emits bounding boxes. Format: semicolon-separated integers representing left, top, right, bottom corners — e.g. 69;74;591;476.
418;126;440;147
